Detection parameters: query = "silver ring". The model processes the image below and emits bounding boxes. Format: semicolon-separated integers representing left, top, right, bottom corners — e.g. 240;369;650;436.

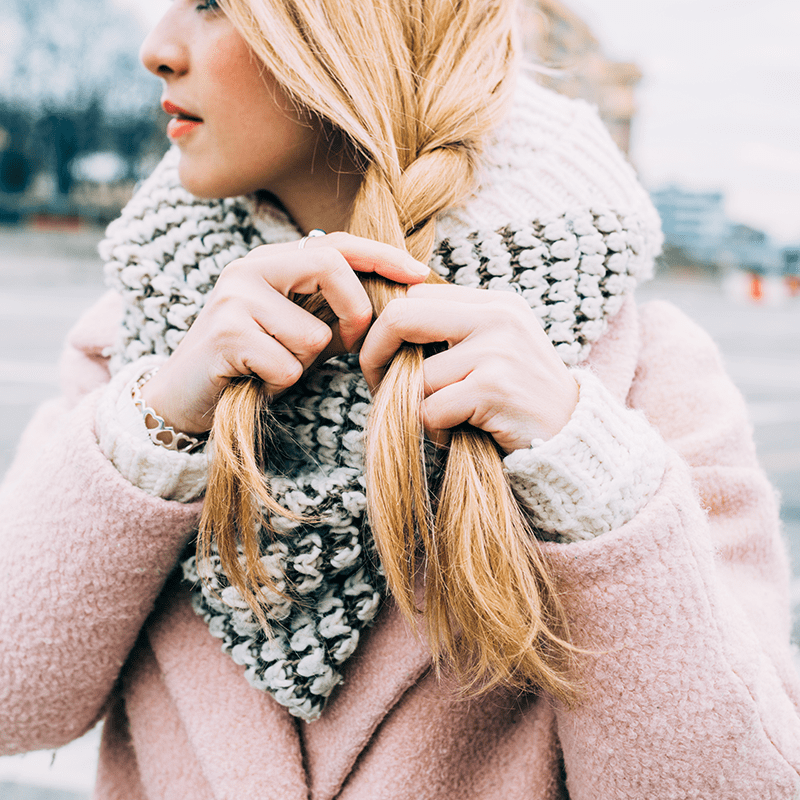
298;229;326;250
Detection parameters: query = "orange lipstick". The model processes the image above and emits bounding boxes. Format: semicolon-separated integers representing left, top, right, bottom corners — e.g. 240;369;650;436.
163;100;203;140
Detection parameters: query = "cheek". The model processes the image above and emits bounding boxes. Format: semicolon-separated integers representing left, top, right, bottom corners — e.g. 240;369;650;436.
206;31;289;119
207;35;254;100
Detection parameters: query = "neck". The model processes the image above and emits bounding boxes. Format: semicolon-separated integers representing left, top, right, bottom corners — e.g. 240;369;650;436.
274;142;363;236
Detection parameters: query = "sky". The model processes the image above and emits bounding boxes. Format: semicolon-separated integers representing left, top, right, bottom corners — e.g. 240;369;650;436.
570;0;800;244
119;0;800;244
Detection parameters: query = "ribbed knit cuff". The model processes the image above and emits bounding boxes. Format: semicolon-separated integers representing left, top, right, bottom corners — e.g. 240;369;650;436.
95;357;209;503
503;368;667;542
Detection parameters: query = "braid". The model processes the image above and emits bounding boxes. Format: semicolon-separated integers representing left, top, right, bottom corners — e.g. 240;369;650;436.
200;0;582;705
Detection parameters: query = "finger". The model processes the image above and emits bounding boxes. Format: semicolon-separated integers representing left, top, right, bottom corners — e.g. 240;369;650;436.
204;266;336;370
421;377;477;434
359;298;480;389
249;298;333;371
406;283;513;302
232;328;305;396
303;231;430;283
262;247;374;351
420;346;479;397
250;234;430;283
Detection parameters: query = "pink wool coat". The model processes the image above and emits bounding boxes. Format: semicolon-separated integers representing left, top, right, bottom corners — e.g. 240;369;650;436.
1;289;800;800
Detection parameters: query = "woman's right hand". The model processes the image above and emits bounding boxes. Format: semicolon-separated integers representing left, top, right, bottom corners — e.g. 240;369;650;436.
139;232;429;435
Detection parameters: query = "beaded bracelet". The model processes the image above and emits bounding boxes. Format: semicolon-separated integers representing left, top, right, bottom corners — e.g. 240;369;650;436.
132;370;208;453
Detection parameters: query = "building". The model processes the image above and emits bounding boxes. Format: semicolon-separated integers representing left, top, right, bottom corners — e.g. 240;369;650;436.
782;247;800;277
650;185;785;274
520;0;641;156
650;186;731;266
725;224;781;274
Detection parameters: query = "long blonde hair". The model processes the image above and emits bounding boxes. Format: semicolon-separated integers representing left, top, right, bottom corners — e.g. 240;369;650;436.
200;0;581;704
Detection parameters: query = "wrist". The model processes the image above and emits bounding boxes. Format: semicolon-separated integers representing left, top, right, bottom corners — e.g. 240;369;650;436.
135;370;208;452
138;364;211;436
535;371;580;442
498;371;580;454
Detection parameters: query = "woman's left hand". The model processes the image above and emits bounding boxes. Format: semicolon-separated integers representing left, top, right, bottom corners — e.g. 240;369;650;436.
359;284;579;454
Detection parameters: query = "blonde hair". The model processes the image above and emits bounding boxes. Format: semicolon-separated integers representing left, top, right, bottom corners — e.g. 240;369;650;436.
200;0;581;704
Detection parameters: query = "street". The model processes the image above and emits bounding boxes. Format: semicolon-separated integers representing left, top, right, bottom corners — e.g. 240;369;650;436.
0;224;799;798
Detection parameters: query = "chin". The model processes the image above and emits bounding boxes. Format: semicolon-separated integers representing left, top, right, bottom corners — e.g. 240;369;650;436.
176;155;244;200
177;162;222;199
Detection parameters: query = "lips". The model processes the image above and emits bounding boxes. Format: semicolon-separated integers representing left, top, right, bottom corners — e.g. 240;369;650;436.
162;100;203;140
163;100;202;120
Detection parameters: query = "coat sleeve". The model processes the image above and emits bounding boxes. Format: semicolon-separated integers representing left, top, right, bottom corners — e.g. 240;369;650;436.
0;292;203;755
548;300;800;799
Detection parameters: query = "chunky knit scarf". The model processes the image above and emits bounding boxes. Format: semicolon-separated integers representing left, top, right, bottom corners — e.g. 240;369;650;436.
100;77;661;721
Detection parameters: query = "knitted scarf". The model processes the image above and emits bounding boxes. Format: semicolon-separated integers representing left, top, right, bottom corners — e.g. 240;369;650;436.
100;78;661;722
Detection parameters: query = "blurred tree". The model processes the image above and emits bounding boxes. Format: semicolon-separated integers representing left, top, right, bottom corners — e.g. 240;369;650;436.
3;0;157;116
0;0;162;204
0;107;35;192
0;150;32;194
45;114;79;197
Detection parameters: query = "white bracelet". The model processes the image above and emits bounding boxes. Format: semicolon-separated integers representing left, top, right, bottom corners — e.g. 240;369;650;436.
132;370;208;453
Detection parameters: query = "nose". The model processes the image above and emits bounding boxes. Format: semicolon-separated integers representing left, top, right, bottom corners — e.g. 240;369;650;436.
139;8;189;78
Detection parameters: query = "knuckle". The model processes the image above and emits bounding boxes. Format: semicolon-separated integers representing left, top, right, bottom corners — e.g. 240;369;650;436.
381;297;409;328
221;255;246;272
243;244;272;259
199;296;238;337
227;249;284;287
512;297;534;321
322;231;350;248
486;290;525;312
506;290;530;309
213;261;264;300
206;283;240;310
303;323;333;352
219;256;255;282
272;359;303;390
485;295;513;314
208;274;237;303
474;361;508;391
214;324;248;356
315;246;347;273
349;297;374;327
485;296;528;328
507;293;535;319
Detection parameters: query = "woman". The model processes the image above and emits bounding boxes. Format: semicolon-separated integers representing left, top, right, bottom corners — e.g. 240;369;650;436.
1;0;799;797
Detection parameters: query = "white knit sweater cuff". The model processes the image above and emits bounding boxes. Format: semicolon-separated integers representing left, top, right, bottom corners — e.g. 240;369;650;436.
503;369;667;542
95;357;209;503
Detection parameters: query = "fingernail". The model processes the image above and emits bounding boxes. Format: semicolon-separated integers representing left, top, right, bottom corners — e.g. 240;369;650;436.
408;257;430;276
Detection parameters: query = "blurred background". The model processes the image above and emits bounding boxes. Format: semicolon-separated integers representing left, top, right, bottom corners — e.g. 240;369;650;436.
0;0;798;797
